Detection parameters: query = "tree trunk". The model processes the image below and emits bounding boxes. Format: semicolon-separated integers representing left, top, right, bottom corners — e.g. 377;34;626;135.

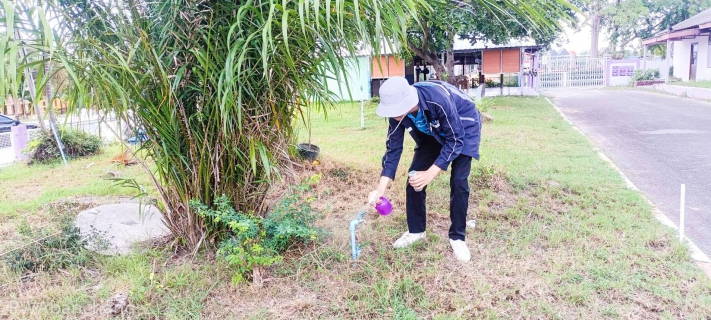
252;266;263;288
432;61;446;81
13;98;22;119
44;62;59;126
407;40;445;81
590;12;601;58
406;42;457;84
611;0;621;52
444;46;456;85
15;29;47;131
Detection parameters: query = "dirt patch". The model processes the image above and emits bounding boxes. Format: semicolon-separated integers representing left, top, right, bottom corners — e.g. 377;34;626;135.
194;159;546;318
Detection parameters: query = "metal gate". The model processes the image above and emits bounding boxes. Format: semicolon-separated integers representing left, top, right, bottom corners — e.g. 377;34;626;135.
536;56;606;90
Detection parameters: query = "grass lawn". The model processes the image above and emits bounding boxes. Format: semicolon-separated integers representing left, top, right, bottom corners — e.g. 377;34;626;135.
1;97;710;318
0;144;154;217
668;80;711;89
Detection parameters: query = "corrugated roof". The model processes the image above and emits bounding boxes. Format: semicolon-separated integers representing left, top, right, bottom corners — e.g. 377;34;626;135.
673;7;711;30
340;37;540;57
453;37;538;50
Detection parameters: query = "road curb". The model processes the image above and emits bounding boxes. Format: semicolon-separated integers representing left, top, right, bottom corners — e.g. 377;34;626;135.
544;97;711;278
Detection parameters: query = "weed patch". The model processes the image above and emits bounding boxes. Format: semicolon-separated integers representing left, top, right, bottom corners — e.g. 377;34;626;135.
3;214;103;273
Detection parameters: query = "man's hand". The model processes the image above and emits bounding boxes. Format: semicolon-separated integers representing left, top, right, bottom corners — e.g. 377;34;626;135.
368;176;392;204
409;166;442;190
368;190;383;204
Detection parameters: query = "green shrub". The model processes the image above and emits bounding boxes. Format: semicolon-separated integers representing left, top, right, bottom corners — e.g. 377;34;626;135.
190;174;324;284
484;79;498;87
503;76;519;87
27;127;102;164
631;69;660;82
484;76;518;88
366;96;380;109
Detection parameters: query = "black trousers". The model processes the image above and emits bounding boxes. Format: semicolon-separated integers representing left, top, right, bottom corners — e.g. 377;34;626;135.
406;137;472;241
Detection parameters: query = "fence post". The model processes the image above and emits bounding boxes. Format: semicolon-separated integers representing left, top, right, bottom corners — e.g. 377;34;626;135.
680;184;686;241
10;124;28;161
665;37;671;82
499;73;504;96
563;72;568;88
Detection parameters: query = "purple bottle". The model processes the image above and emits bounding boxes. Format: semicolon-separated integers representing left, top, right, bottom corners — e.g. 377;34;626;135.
375;197;393;216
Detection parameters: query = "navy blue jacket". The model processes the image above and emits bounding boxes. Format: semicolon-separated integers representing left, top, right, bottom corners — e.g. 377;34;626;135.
380;80;481;180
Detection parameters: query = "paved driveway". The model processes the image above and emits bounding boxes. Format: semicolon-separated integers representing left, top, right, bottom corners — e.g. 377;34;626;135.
546;88;711;257
0;147;15;167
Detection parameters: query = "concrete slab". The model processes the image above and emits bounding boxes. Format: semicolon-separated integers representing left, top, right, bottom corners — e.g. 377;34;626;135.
653;84;711;100
75;203;171;255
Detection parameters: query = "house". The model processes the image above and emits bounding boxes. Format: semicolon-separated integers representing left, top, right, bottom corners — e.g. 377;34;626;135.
326;39;543;100
642;7;711;81
370;53;407;97
325;46;404;101
452;39;542;81
324;54;372;101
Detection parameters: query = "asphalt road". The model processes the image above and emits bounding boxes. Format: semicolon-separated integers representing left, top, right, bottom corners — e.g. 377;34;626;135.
546;88;711;257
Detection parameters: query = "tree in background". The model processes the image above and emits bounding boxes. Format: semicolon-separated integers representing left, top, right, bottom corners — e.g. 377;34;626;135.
608;0;711;52
581;0;711;57
576;0;608;57
405;0;577;84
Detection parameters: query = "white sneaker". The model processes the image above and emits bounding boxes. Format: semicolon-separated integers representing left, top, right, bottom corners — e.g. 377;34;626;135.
393;231;426;248
449;239;471;261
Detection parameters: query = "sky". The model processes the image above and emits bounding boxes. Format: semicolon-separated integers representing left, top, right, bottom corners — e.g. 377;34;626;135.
552;24;611;54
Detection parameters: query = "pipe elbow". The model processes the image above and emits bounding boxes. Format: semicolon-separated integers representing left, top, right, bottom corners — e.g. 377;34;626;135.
349;220;359;232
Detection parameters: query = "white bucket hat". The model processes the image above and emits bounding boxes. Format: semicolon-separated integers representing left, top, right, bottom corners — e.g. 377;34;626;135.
376;76;419;118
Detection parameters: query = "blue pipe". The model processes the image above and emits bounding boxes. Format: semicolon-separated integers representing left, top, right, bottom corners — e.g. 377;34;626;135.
350;210;367;260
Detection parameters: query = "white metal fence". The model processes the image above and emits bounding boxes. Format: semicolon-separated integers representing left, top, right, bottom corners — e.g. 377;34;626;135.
537;56;606;89
0;111;124;149
0;130;41;148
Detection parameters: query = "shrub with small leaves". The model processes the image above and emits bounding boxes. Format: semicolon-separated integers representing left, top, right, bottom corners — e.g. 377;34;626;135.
631;69;661;82
190;174;324;284
471;164;507;191
263;190;322;253
485;79;498;88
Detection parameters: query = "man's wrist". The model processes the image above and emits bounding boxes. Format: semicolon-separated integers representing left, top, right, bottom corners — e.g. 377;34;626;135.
427;165;442;175
378;176;391;192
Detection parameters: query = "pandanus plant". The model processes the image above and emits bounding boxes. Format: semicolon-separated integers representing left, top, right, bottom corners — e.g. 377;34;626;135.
1;0;424;248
